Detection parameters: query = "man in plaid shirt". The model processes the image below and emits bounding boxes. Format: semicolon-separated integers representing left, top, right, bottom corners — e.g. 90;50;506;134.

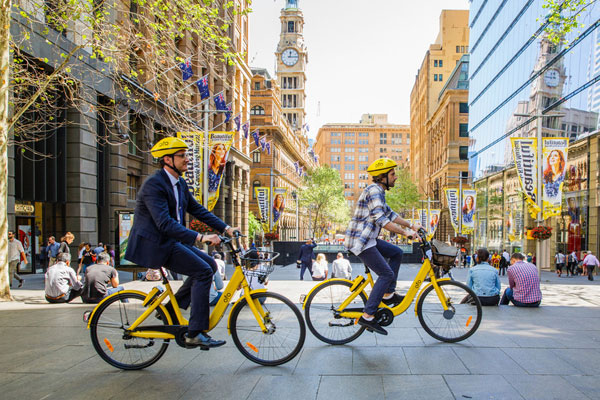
345;158;422;335
500;252;542;307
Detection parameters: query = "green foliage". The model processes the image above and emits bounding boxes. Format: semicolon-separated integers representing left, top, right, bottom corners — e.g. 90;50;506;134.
542;0;597;44
298;165;350;237
386;167;422;212
248;211;262;242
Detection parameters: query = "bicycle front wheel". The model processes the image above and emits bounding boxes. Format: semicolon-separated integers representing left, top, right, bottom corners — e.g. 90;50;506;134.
230;291;305;366
304;280;367;345
416;280;482;343
89;292;170;370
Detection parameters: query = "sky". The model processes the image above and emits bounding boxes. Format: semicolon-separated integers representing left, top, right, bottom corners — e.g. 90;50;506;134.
248;0;471;139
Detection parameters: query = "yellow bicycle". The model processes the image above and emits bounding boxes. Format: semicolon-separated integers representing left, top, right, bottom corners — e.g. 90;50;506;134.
302;229;482;344
85;234;306;369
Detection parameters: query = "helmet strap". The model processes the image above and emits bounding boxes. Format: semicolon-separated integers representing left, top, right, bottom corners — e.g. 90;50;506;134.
164;155;182;176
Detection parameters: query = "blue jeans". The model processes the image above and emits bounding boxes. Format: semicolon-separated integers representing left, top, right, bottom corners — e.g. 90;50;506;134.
500;288;541;307
106;286;125;296
357;239;403;315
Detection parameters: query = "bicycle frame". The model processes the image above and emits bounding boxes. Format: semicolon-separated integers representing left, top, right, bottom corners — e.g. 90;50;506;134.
314;257;452;320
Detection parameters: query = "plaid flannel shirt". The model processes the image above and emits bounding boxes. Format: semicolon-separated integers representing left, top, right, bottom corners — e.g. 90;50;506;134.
507;261;542;303
345;183;398;256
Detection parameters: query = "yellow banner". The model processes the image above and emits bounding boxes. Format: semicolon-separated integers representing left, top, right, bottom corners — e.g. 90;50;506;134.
207;131;236;211
272;187;288;230
255;187;270;232
445;188;460;234
177;132;204;204
461;189;476;234
542;138;569;220
428;209;441;240
511;137;541;219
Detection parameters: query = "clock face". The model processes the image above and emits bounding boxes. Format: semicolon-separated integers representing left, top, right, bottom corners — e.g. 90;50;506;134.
544;69;560;88
281;48;299;66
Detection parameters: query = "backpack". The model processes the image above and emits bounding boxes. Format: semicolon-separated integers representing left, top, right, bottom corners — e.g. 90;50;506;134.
145;268;162;281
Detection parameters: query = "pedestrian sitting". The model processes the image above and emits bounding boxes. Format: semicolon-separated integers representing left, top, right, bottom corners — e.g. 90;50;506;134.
465;248;501;306
500;253;542;307
81;252;124;303
331;252;352;280
582;250;599;281
312;253;328;281
44;252;83;303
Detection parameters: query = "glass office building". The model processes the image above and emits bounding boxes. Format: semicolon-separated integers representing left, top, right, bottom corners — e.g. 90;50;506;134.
468;0;600;254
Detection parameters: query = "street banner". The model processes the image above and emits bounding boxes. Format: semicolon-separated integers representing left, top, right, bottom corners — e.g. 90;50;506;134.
118;212;135;266
428;209;441;238
177;131;204;204
207;131;235;211
511;137;541;219
255;187;270;232
272;187;288;228
542;138;569;220
461;189;476;234
417;209;427;228
445;188;460;234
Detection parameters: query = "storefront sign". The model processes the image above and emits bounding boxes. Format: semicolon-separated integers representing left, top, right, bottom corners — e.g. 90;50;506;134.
15;204;35;214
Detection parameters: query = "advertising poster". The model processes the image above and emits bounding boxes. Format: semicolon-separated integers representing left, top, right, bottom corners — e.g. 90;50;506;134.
428;209;441;238
445;188;460;234
177;131;204;203
118;212;135;266
207;131;235;211
17;225;32;272
542;138;569;220
272;187;288;227
417;209;427;228
255;187;270;232
461;189;476;234
511;137;540;218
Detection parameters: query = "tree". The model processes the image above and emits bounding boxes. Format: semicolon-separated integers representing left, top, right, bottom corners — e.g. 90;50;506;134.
0;0;250;300
386;167;421;215
248;211;262;245
298;165;349;239
543;0;596;44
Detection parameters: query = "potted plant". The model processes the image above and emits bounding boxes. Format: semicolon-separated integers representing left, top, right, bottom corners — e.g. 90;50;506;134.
530;225;552;240
190;219;218;234
264;232;279;242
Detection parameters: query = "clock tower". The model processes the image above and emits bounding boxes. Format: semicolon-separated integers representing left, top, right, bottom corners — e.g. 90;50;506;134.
276;0;308;134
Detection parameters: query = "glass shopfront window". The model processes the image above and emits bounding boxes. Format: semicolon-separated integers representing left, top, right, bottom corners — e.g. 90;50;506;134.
474;180;488;250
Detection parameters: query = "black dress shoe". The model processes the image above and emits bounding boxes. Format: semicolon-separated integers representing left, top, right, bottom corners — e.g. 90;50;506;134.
185;332;226;348
382;293;404;306
357;317;388;335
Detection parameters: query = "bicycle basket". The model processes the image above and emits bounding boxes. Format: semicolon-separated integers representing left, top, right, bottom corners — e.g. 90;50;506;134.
240;250;279;280
431;239;458;267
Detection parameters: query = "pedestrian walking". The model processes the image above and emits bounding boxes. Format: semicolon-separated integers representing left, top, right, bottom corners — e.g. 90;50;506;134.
47;236;60;266
582;251;599;281
555;250;566;277
8;230;26;288
296;238;317;280
567;250;578;277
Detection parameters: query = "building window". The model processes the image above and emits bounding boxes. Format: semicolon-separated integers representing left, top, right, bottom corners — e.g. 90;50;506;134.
331;147;340;152
344;139;355;144
128;112;144;155
331;155;340;162
456;45;460;53
358;155;368;162
344;164;355;170
434;60;438;67
439;60;443;67
331;164;340;170
459;123;469;137
380;148;386;153
358;139;368;144
358;147;368;153
345;132;355;136
252;151;261;163
433;74;438;82
331;139;341;144
459;146;469;160
345;147;355;152
438;74;443;81
358;132;368;137
344;155;355;162
344;173;354;180
287;21;295;32
286;112;297;128
460;171;469;180
459;102;469;113
331;132;340;137
359;164;368;171
254;82;260;90
252;180;261;199
127;174;139;201
251;105;265;115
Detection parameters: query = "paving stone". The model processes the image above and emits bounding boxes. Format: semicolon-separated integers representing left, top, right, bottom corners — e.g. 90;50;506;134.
352;346;411;375
507;374;589;400
247;375;321;400
293;346;353;375
403;347;469;375
374;327;424;346
179;374;260;400
551;348;600;372
444;374;524;400
453;347;526;375
563;375;600;399
382;375;454;399
502;348;583;375
317;375;384;400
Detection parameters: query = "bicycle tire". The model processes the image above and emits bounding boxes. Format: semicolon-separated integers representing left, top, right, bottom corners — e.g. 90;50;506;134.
416;280;482;343
90;292;170;370
304;280;367;345
230;291;305;366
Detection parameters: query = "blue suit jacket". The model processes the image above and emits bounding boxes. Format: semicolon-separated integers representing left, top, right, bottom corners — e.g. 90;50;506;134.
297;242;317;263
125;169;227;268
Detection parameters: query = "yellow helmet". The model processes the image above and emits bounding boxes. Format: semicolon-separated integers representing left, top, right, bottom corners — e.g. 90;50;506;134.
367;158;397;177
150;137;188;158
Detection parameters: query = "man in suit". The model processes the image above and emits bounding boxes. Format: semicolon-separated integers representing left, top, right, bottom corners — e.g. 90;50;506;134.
125;137;238;348
297;238;317;280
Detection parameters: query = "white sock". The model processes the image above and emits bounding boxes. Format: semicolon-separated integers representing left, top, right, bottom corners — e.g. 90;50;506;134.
383;293;394;299
362;315;374;321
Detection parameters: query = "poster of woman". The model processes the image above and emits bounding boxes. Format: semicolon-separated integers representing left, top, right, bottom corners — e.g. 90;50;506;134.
272;188;288;226
206;132;235;211
461;190;476;234
542;138;569;219
428;210;441;237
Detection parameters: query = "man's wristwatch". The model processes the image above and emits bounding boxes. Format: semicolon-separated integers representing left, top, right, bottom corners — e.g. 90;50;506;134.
224;225;231;234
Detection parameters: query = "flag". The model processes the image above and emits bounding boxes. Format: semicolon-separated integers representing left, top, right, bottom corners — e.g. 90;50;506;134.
213;92;231;122
242;122;249;139
195;74;209;100
298;166;303;176
179;59;193;81
252;130;260;147
225;103;232;123
294;162;299;174
260;137;266;151
234;114;241;132
266;142;271;155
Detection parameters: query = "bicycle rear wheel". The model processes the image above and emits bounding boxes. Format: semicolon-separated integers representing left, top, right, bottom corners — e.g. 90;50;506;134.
230;292;305;366
304;280;367;345
89;292;170;370
416;280;482;343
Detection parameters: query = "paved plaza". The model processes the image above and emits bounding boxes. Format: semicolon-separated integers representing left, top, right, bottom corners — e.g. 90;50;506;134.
1;264;600;400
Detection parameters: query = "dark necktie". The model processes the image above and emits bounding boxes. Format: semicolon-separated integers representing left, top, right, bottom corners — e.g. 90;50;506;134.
175;181;184;224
